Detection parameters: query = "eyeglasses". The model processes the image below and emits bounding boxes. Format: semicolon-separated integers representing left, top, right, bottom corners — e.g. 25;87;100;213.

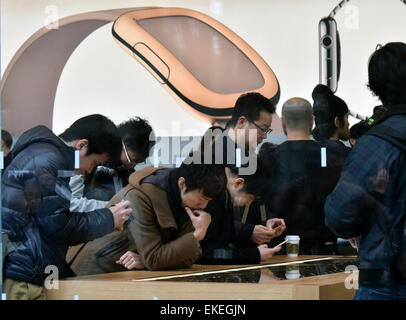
122;140;145;167
247;119;273;134
122;140;132;165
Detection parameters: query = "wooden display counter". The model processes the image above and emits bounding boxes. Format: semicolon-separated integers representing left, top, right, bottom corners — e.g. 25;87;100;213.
45;255;358;300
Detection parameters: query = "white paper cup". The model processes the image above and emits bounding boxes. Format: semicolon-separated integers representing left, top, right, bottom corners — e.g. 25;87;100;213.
285;263;300;279
285;270;301;279
285;235;300;257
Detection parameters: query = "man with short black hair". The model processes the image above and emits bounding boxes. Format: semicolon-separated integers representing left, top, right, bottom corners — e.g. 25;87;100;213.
118;116;155;170
69;161;227;274
69;117;155;212
2;114;132;299
227;92;275;152
197;158;284;265
349;120;369;147
191;93;284;264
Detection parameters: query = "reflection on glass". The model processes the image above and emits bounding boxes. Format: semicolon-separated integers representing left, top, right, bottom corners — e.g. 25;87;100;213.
285;263;301;280
259;268;281;283
157;257;359;283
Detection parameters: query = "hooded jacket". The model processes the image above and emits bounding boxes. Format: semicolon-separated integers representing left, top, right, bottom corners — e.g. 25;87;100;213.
1;126;114;285
325;107;406;285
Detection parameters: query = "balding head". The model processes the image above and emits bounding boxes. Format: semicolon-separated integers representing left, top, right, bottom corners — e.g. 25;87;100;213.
281;98;313;132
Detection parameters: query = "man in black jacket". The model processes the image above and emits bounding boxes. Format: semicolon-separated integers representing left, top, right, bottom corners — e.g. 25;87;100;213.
190;93;285;265
196;161;285;265
264;97;339;255
208;93;285;250
1;114;132;300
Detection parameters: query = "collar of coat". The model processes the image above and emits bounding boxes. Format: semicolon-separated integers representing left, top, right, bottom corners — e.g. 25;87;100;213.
128;166;182;230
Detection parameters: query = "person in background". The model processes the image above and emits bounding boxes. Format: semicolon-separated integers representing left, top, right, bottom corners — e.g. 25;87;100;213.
2;114;132;300
213;92;282;249
349;120;370;147
196;158;285;265
69;117;155;212
311;84;351;158
349;106;389;148
325;42;406;300
1;129;13;171
263;97;338;255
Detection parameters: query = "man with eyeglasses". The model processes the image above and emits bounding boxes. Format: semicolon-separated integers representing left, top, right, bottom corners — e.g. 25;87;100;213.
66;117;154;271
225;92;273;153
195;92;285;264
68;117;155;212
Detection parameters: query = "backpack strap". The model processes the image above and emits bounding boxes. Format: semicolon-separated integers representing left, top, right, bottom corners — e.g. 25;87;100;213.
241;204;250;225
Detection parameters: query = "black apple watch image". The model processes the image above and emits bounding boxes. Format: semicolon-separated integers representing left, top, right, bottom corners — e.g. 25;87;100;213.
318;0;348;94
318;16;340;94
318;0;405;120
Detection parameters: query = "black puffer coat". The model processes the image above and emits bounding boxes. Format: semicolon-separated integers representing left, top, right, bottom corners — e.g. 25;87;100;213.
2;126;114;285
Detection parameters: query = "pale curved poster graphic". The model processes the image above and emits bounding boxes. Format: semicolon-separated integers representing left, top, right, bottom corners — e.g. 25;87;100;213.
1;7;281;138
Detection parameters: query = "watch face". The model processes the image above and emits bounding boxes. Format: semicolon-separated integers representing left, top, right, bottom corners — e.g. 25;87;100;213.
137;16;265;94
113;7;280;123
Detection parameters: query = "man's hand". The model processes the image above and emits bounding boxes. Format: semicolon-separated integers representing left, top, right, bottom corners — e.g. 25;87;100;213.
116;251;145;270
257;244;282;262
266;218;286;238
251;225;275;245
185;207;211;242
109;200;132;231
369;166;390;194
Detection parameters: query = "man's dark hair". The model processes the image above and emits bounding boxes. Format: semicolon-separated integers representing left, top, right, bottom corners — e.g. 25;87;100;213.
59;114;121;165
312;116;345;141
228;155;272;201
1;129;13;149
229;92;276;127
349;120;369;141
368;42;406;106
118;117;155;159
258;141;279;175
178;159;226;199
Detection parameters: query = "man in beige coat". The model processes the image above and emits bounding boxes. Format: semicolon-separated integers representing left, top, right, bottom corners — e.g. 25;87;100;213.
69;163;226;274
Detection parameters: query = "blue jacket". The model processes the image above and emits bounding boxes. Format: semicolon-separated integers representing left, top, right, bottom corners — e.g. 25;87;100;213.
325;113;406;285
2;126;114;285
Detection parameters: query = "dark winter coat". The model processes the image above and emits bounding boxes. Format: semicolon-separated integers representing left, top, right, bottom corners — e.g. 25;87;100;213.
1;126;114;285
